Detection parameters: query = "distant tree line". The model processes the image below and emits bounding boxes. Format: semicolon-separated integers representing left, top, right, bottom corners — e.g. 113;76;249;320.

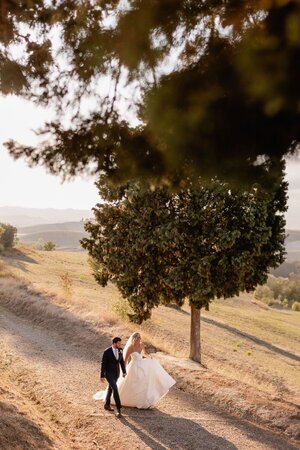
255;276;300;311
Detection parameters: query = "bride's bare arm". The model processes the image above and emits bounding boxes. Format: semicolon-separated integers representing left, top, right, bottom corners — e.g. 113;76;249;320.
141;342;152;358
125;345;133;366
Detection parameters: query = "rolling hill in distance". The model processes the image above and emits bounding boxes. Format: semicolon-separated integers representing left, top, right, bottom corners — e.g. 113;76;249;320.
17;221;89;250
0;207;93;250
0;206;92;227
1;206;300;258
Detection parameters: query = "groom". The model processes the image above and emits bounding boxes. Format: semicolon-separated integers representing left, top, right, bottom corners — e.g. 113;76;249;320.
100;336;127;417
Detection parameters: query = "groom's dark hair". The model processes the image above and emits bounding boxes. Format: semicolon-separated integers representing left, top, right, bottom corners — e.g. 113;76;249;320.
112;337;121;344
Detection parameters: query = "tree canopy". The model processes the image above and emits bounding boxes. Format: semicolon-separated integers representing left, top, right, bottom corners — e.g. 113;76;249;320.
1;1;299;185
81;171;287;361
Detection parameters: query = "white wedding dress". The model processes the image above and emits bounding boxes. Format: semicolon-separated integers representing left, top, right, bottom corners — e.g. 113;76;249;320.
93;352;175;409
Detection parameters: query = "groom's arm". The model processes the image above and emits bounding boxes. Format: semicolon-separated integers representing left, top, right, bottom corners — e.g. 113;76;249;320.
119;352;126;376
100;349;108;379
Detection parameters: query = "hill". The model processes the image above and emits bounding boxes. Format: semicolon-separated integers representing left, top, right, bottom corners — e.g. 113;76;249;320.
19;231;87;250
18;221;86;234
0;206;92;228
285;229;300;262
0;247;300;442
0;245;299;447
17;221;88;250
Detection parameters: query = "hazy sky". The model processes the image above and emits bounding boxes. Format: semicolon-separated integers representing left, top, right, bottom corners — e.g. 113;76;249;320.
0;95;99;210
1;95;300;228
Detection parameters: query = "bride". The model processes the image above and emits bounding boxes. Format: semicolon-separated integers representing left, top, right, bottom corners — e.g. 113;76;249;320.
94;332;175;409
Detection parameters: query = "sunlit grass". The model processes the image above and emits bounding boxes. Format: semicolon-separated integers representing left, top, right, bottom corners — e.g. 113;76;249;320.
1;245;299;404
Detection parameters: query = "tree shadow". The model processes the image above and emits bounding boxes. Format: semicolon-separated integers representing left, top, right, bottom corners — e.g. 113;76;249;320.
175;392;300;450
121;409;238;450
0;400;55;450
1;280;298;450
0;279;112;368
1;248;37;272
165;304;189;315
202;316;300;363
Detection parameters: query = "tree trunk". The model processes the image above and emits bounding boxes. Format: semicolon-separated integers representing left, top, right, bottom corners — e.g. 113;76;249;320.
189;304;201;363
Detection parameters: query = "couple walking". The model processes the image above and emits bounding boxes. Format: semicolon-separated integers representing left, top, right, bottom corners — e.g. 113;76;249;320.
94;333;175;417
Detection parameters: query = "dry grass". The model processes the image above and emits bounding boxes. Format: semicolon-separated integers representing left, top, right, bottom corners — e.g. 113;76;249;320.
0;374;70;450
1;245;300;406
1;247;300;441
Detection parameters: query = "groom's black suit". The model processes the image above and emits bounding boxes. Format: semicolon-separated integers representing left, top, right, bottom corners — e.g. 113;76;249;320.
100;346;126;410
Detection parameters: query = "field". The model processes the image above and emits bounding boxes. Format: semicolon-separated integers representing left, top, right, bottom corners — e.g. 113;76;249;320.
17;221;88;250
3;245;299;403
0;245;300;449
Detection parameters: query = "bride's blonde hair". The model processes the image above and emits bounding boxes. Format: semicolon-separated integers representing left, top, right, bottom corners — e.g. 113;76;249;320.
123;332;141;361
132;332;141;342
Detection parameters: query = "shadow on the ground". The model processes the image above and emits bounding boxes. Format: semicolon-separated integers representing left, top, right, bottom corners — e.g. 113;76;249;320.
1;278;299;450
0;277;113;367
172;393;300;450
0;400;54;450
1;248;38;272
121;406;299;450
122;410;238;450
202;316;300;363
165;304;189;315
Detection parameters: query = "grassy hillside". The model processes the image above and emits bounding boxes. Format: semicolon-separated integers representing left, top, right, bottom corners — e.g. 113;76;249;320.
19;231;87;250
1;245;299;408
285;230;300;262
18;221;86;234
17;221;88;250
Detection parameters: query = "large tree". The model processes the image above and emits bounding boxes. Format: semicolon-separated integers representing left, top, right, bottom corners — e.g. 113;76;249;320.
81;170;287;362
0;1;299;186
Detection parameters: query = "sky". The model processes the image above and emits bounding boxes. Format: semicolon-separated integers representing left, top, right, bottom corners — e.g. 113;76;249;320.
1;94;300;228
0;95;99;210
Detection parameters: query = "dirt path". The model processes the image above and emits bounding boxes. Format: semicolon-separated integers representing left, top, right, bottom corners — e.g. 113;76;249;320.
0;303;299;450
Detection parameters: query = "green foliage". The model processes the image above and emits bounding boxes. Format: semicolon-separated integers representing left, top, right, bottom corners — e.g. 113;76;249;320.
1;1;299;186
255;275;300;308
0;223;17;250
292;301;300;311
43;241;56;251
82;175;287;324
111;297;134;322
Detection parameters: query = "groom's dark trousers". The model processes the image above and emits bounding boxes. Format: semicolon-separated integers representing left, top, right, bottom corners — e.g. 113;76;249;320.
100;347;126;410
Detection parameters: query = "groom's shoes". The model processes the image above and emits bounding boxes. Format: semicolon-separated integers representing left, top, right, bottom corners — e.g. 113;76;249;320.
104;405;114;412
115;409;122;418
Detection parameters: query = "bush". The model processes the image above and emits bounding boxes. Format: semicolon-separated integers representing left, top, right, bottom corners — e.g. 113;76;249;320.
292;301;300;311
59;272;73;299
43;241;56;251
254;285;272;304
0;223;17;250
111;297;133;321
256;275;300;309
34;238;45;250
